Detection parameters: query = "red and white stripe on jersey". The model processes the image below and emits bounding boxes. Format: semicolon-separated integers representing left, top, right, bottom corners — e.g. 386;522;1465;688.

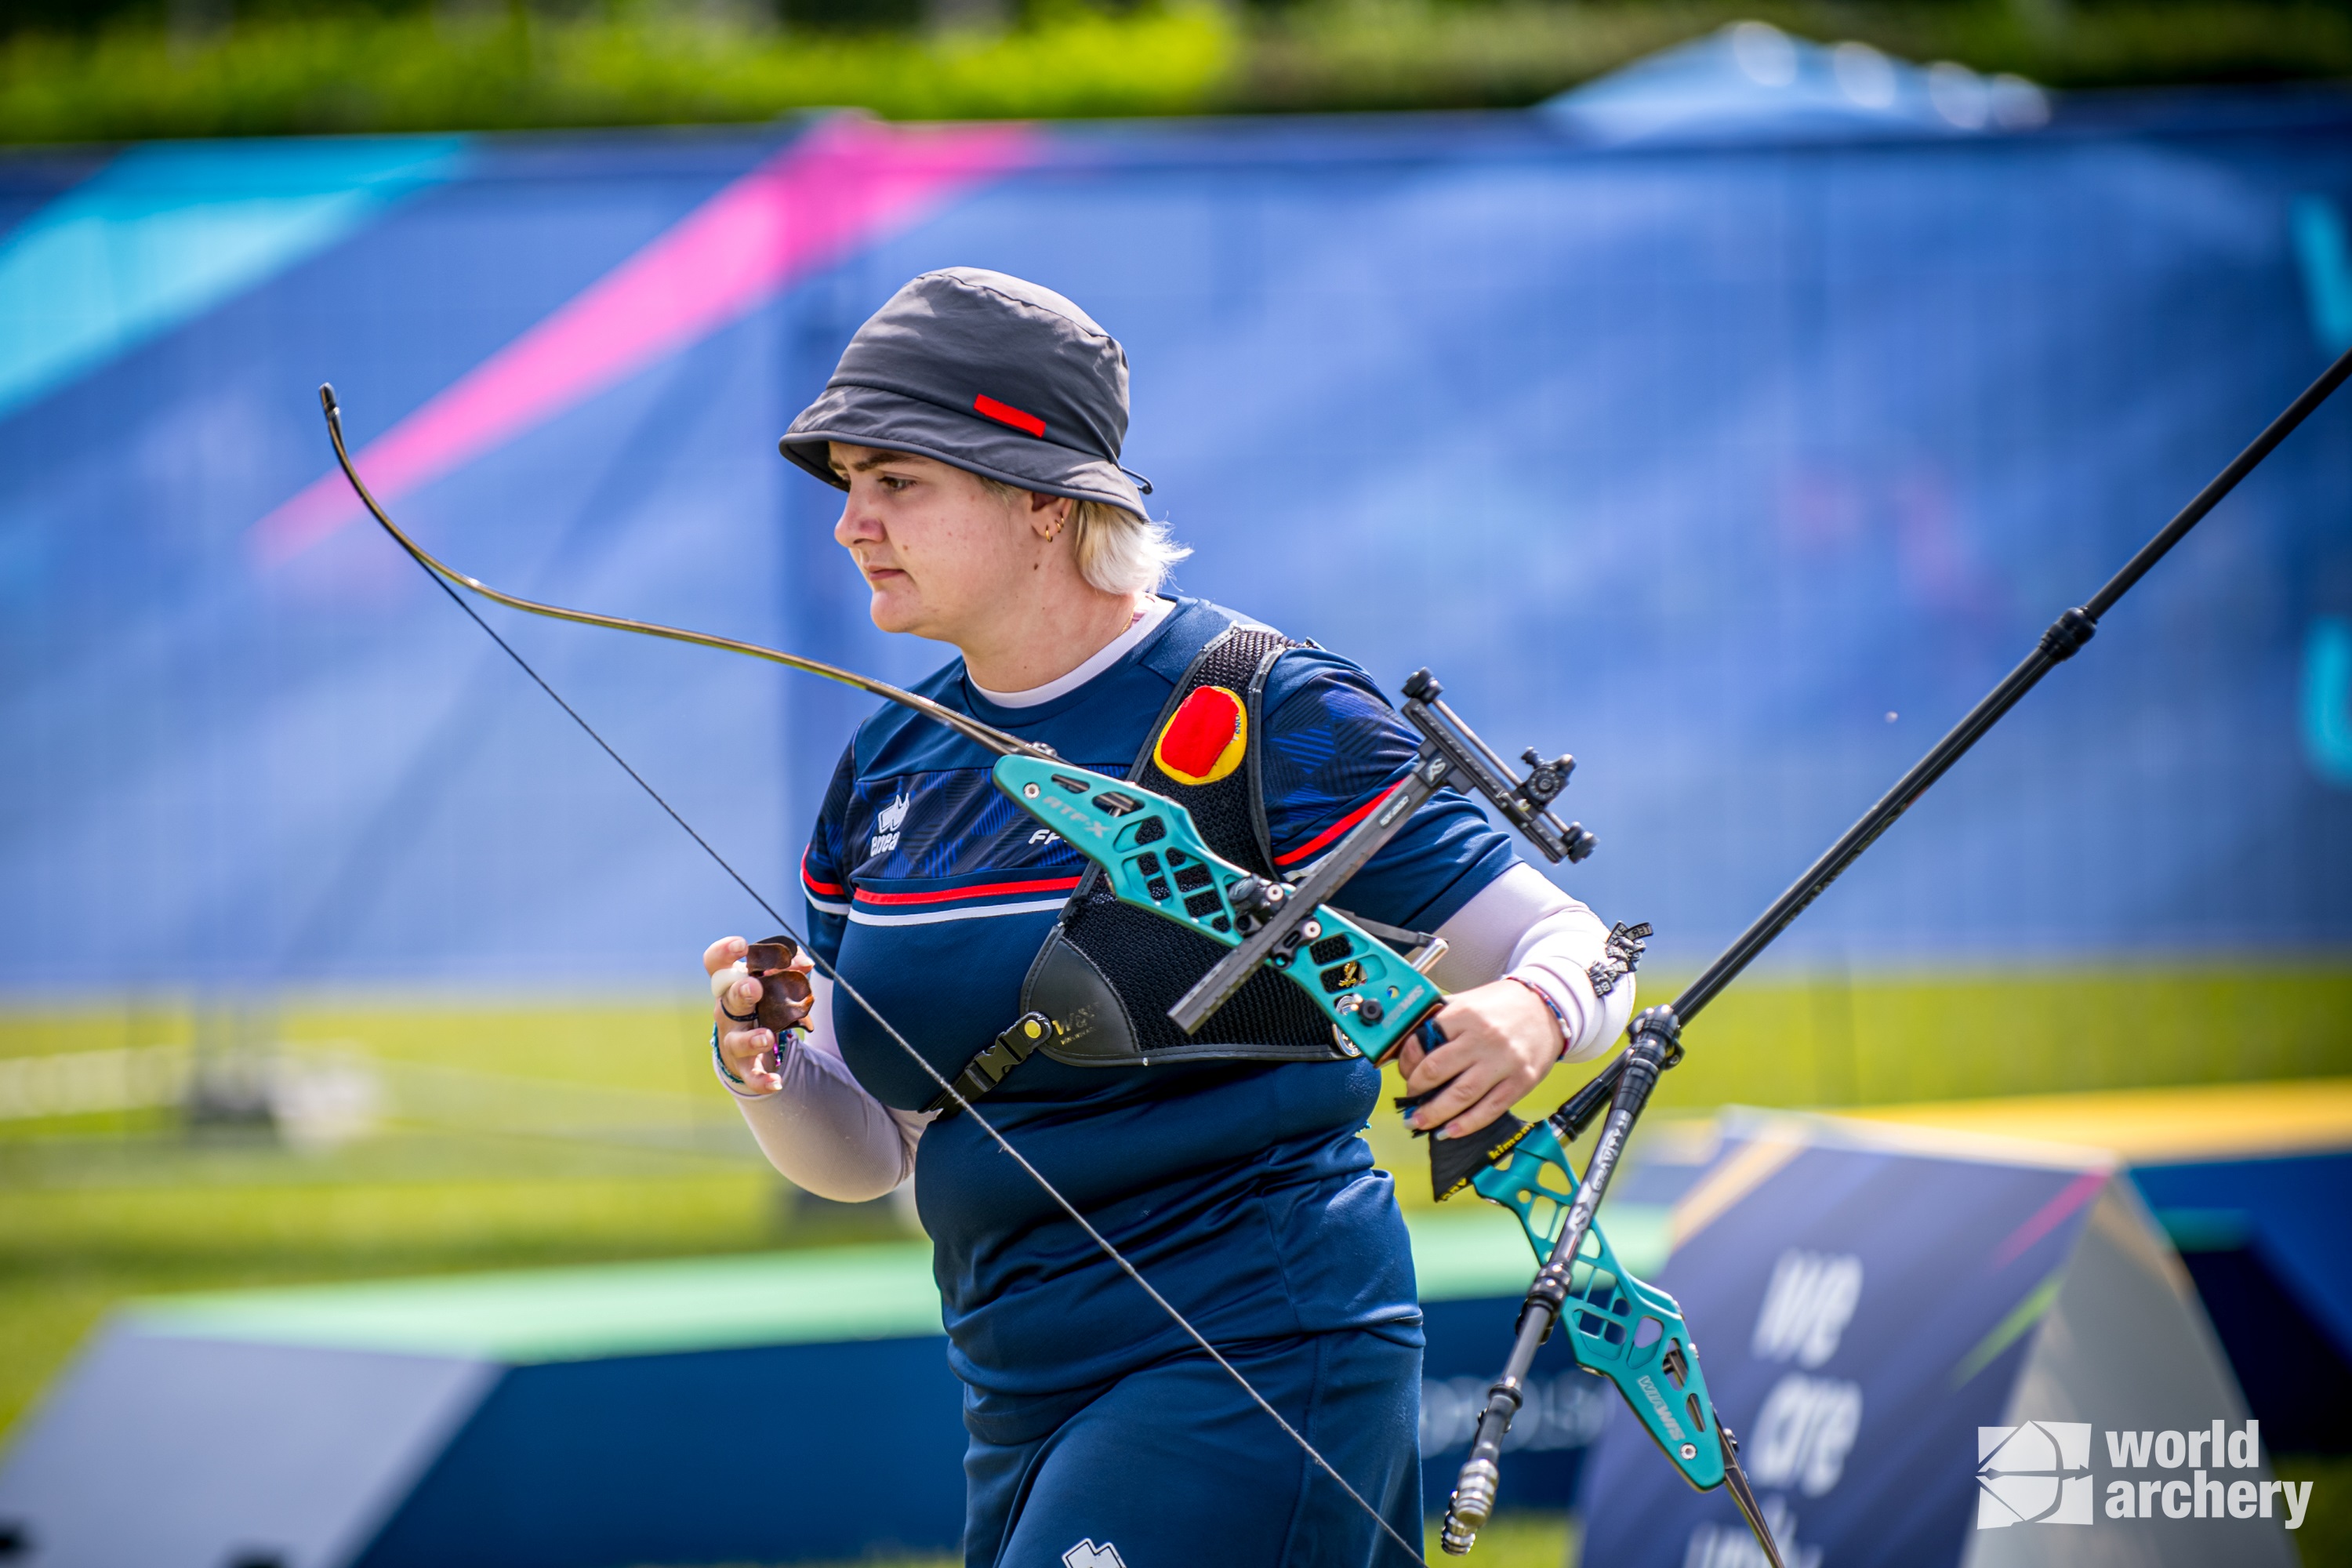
843;874;1081;927
800;850;851;916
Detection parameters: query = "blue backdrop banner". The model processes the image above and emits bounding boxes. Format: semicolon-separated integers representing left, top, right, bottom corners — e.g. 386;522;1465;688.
5;92;2351;989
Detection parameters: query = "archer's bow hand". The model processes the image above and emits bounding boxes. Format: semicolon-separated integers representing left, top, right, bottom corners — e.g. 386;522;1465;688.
1395;980;1563;1142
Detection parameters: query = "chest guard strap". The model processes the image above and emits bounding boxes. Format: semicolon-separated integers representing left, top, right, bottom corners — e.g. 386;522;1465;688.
1020;619;1363;1069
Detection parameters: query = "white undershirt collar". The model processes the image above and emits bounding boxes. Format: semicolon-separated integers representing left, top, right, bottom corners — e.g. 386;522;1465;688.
970;597;1175;710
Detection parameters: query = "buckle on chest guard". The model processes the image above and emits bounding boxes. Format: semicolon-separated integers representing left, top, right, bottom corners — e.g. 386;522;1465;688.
927;1012;1063;1120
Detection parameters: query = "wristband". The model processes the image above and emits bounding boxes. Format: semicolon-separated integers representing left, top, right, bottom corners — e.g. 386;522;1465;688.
1505;975;1573;1059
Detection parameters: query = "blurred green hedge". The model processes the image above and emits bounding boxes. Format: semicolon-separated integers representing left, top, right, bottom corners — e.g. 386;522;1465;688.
0;4;1232;140
1;0;2349;142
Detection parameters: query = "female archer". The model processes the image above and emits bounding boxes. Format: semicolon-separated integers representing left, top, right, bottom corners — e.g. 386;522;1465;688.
702;269;1637;1567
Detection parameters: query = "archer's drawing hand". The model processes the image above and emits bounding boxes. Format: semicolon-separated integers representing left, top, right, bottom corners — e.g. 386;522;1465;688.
704;935;813;1095
1395;980;1561;1142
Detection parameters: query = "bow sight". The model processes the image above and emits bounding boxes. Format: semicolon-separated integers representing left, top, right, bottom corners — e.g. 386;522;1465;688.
1169;667;1594;1039
1401;670;1594;865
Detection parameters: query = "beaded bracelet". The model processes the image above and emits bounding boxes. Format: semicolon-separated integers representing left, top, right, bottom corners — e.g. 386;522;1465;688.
712;1020;811;1089
710;1024;747;1086
1505;975;1574;1059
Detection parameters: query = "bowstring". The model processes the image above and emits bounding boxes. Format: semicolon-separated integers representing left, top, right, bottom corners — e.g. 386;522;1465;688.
392;547;1430;1568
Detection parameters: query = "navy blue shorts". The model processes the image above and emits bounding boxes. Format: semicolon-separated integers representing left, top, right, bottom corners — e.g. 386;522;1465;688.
962;1329;1424;1568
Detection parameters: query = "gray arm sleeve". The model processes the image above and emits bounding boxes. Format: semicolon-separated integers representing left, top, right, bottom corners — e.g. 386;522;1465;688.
714;974;928;1203
1427;861;1638;1062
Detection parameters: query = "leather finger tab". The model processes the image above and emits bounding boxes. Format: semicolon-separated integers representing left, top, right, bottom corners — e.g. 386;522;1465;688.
757;975;814;1033
746;936;800;974
750;935;814;1033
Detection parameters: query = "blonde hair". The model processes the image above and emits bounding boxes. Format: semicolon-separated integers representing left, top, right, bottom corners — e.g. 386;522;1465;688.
980;478;1191;595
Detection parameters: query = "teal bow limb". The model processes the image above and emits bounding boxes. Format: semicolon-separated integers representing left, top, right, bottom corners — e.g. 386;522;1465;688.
992;754;1438;1060
1468;1120;1730;1492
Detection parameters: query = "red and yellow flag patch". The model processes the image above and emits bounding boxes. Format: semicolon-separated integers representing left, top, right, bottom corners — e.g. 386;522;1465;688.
1153;685;1248;786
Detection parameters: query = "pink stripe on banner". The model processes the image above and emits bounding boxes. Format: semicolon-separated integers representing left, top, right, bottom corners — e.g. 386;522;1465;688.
254;116;1035;563
1990;1168;2107;1270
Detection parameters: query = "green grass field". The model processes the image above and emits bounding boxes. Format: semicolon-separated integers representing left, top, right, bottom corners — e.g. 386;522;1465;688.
5;0;2352;143
3;962;2347;1561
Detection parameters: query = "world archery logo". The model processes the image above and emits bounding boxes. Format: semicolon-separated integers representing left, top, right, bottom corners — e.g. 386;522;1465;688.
1977;1421;2094;1527
1062;1541;1125;1568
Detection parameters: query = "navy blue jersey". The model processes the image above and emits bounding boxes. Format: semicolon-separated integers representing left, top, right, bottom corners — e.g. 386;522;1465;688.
800;598;1518;1398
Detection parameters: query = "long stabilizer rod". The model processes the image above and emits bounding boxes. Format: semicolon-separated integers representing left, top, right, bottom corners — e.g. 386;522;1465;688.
1554;338;2352;1127
1672;337;2352;1025
1442;339;2352;1555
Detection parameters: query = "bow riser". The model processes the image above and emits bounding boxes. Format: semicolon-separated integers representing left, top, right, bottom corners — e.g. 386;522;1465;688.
994;755;1439;1058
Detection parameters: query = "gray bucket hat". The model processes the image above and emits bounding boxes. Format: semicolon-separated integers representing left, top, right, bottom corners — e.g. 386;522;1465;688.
780;268;1152;517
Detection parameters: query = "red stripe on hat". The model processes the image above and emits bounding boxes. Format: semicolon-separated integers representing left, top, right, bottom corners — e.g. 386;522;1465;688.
974;394;1047;437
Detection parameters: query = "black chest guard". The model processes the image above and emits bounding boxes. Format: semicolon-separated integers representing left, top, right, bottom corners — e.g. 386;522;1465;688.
1019;618;1359;1069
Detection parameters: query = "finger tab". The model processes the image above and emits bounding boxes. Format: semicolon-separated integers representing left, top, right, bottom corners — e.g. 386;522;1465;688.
756;968;815;1035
